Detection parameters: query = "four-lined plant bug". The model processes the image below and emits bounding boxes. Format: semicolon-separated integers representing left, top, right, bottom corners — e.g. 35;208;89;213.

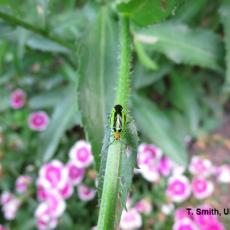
110;104;126;141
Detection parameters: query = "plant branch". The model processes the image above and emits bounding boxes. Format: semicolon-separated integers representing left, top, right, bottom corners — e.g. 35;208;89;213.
115;16;131;110
0;11;75;50
97;15;132;230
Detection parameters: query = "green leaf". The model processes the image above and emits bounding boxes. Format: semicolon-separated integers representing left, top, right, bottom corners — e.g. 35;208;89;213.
168;74;201;136
135;22;224;71
134;39;158;70
132;94;187;166
78;7;118;172
29;88;69;109
26;36;69;53
219;1;230;92
116;0;184;26
39;87;78;162
119;119;139;209
133;62;172;89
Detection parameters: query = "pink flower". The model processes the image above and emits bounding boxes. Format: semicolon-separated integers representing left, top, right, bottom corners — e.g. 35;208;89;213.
59;181;73;199
38;160;68;190
28;111;49;131
137;143;162;168
77;184;96;201
158;156;173;177
66;161;85;185
215;165;230;183
35;202;58;230
10;88;26;109
69;140;93;168
2;197;21;220
44;191;66;218
16;175;32;193
120;208;142;230
171;162;186;175
191;177;214;199
0;191;13;205
201;221;225;230
173;218;198;230
175;208;193;221
135;198;152;215
193;205;218;227
139;163;160;182
189;156;213;177
37;184;48;201
0;225;7;230
166;175;191;203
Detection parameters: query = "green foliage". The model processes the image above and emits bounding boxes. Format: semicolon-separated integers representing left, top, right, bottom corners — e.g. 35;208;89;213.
78;6;119;172
132;94;187;166
116;0;184;26
0;0;229;229
219;1;230;92
134;22;224;71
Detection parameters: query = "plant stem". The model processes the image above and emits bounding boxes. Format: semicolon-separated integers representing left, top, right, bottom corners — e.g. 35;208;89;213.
97;141;122;229
115;16;131;110
0;11;75;50
97;15;132;230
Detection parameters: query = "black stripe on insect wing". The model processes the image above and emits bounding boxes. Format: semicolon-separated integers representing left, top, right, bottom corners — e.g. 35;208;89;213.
114;104;123;115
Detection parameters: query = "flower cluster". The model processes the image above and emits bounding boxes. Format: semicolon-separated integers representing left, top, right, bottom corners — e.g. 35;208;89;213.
119;197;152;230
35;140;95;230
136;143;229;229
173;205;225;230
0;175;32;221
0;191;21;220
10;89;49;132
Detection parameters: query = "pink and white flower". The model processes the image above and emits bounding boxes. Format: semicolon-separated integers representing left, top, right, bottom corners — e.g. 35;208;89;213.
166;175;191;203
189;156;213;177
215;165;230;183
59;181;73;199
0;191;13;205
135;198;152;215
193;205;218;227
201;221;225;230
66;161;85;185
139;163;160;182
158;156;173;177
175;208;193;221
44;191;66;218
171;162;186;176
137;143;162;168
120;208;142;230
35;202;58;230
173;218;198;230
191;177;214;199
0;225;7;230
77;184;96;201
38;160;68;190
37;184;49;201
69;140;93;168
2;197;21;220
28;111;49;131
10;88;26;109
15;175;32;193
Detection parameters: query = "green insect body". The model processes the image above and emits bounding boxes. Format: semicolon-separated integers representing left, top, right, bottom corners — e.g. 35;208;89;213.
110;104;126;141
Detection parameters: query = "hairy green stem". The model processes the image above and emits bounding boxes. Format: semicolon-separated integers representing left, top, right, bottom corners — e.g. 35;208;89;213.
97;141;122;229
115;16;131;110
97;15;132;230
0;11;75;50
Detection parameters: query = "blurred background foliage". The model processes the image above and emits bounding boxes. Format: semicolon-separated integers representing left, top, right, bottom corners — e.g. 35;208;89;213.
0;0;230;229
